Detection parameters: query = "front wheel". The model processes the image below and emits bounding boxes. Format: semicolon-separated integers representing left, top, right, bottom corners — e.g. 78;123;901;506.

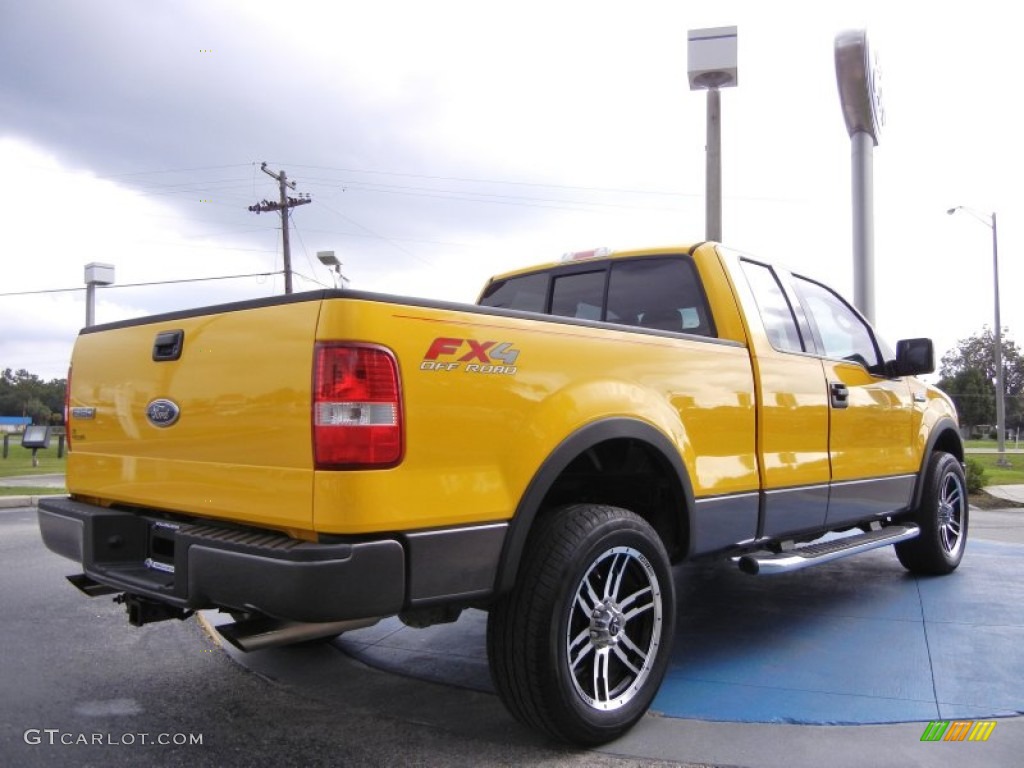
486;504;675;745
895;451;968;575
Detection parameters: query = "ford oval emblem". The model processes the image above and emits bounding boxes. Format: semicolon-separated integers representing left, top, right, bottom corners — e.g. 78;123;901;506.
146;398;180;428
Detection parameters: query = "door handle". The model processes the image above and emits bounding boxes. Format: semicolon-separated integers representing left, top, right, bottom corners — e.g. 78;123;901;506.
830;381;849;409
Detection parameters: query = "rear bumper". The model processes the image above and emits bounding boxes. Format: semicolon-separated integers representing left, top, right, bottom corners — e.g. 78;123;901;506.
37;497;404;623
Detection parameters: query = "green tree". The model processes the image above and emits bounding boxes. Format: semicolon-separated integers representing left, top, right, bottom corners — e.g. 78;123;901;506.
937;327;1024;432
0;368;67;424
939;368;993;430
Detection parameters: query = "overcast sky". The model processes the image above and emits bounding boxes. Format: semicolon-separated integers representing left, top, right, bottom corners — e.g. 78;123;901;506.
1;0;1020;381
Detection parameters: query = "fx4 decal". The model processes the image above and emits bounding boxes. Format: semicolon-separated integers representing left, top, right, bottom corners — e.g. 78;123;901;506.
421;337;520;375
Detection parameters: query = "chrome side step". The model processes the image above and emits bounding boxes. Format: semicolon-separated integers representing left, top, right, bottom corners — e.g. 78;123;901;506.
737;524;919;576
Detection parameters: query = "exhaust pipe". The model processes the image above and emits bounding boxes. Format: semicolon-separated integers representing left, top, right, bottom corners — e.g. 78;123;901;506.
215;615;379;652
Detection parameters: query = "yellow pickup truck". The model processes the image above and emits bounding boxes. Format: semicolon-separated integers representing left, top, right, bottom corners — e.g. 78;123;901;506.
39;242;965;745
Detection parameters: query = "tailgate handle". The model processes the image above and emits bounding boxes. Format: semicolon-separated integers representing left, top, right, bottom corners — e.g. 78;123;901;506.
153;330;185;362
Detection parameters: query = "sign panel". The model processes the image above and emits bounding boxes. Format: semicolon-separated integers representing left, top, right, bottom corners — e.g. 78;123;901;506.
835;29;884;144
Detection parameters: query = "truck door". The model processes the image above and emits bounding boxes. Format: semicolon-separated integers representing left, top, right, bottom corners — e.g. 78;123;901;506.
737;260;831;538
789;275;916;527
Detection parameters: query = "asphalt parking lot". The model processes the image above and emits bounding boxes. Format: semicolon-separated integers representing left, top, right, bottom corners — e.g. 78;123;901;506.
260;514;1024;766
2;492;1023;767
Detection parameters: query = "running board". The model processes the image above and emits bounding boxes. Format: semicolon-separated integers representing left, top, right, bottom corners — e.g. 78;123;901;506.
736;525;919;576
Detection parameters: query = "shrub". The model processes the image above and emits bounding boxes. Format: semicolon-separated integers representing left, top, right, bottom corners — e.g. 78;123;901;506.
964;457;986;494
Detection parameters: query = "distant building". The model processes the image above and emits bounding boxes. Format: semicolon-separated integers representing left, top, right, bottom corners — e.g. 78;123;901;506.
0;416;32;433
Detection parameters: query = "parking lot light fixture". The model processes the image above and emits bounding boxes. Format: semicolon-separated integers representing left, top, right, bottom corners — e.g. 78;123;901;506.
948;206;1009;467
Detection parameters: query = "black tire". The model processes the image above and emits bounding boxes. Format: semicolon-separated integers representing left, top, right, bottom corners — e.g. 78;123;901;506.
486;504;675;746
895;451;968;575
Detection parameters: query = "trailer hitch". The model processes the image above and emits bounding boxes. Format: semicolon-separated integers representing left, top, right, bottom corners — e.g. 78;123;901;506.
114;593;193;627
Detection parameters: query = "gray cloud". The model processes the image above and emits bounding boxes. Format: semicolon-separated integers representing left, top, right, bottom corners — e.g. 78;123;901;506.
0;1;550;277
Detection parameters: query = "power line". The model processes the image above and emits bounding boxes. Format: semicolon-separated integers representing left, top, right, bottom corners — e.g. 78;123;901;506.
315;199;432;267
318;179;686;214
273;161;807;205
0;271;284;298
270;162;698;198
287;211;326;289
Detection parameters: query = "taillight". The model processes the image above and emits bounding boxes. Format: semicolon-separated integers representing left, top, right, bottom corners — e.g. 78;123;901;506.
313;343;403;468
64;365;72;452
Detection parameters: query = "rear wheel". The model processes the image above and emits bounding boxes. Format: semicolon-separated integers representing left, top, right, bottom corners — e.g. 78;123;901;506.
895;451;968;575
486;504;675;745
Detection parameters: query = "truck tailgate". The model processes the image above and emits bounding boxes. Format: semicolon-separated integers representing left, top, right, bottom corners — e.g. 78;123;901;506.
66;297;323;532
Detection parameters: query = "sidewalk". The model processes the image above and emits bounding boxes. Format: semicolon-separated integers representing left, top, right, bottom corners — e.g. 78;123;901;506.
0;474;66;509
0;473;66;488
985;485;1024;504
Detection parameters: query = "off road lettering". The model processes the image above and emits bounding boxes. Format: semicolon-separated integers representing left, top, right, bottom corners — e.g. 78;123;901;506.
420;361;460;371
465;364;517;375
423;337;521;370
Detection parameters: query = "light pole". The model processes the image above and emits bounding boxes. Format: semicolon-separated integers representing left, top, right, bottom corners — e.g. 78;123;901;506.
316;251;349;289
948;206;1009;467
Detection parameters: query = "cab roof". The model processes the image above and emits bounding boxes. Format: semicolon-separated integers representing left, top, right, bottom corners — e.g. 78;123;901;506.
486;244;705;283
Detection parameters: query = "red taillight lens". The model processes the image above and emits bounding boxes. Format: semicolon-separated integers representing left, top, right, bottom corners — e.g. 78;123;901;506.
313;344;403;468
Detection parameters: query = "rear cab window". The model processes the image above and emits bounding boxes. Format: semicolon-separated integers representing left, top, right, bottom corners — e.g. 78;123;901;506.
479;255;716;338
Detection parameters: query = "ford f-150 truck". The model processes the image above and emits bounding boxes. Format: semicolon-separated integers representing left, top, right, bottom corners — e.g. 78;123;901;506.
39;242;965;745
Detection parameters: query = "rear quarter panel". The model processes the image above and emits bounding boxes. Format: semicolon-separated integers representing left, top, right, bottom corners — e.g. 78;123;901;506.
312;296;757;534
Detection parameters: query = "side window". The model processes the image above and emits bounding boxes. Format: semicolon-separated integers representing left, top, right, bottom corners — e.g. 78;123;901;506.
606;258;714;336
740;261;804;353
793;276;880;368
551;270;605;320
478;272;549;312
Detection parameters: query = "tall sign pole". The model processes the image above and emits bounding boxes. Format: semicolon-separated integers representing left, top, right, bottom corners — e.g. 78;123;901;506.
84;263;115;327
835;30;884;324
688;27;738;243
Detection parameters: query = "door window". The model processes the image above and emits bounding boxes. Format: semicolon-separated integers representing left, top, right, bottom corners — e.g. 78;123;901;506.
740;261;805;352
794;276;880;369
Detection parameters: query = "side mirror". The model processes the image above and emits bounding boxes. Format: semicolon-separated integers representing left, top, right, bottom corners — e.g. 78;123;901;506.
891;338;934;377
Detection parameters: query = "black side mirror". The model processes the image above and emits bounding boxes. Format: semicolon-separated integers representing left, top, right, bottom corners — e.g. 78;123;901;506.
891;338;934;377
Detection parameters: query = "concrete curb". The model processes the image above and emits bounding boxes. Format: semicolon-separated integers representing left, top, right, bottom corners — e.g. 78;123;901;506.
0;494;66;509
985;485;1024;504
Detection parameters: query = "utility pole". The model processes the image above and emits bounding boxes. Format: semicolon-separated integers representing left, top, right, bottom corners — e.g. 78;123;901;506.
248;163;312;294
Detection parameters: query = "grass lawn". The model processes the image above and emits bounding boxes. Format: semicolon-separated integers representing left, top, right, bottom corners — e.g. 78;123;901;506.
0;443;67;477
0;443;67;494
0;486;63;496
964;438;1024;451
967;452;1024;486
